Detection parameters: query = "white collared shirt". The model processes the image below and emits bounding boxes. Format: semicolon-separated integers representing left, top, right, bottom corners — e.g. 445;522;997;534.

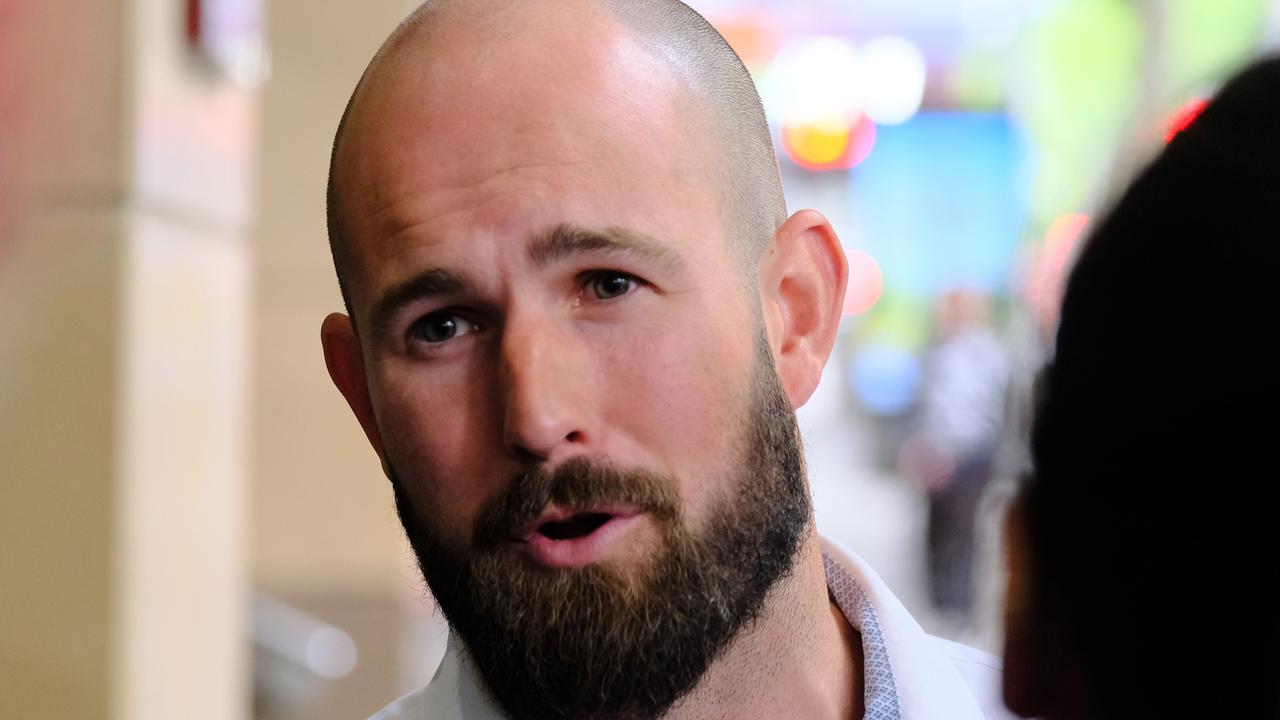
371;536;1015;719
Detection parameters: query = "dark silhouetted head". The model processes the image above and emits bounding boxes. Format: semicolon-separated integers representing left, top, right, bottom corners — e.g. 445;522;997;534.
1005;56;1280;720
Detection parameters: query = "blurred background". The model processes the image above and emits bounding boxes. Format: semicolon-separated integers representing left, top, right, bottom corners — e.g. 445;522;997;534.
2;0;1277;718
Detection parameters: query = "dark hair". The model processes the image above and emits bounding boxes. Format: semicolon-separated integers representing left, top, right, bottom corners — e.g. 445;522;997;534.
1025;56;1280;719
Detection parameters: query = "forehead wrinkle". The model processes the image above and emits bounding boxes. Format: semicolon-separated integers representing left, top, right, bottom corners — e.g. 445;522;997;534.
529;223;690;275
332;1;757;319
359;153;594;236
351;163;586;281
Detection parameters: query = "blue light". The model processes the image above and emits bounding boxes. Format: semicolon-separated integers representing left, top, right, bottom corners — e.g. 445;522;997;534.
849;111;1026;297
848;344;921;417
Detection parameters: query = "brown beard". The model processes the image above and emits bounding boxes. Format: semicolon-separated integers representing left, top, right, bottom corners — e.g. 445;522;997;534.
388;339;810;720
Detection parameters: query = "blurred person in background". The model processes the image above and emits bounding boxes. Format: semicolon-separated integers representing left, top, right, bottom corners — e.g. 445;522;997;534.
1002;56;1280;720
320;1;1016;718
901;289;1010;634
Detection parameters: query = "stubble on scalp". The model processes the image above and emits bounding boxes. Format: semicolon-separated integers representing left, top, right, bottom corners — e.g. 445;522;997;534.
325;0;787;318
331;5;804;714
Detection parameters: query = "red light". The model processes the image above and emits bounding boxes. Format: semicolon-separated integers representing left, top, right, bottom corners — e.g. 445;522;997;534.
186;0;202;46
843;249;884;316
1165;98;1208;143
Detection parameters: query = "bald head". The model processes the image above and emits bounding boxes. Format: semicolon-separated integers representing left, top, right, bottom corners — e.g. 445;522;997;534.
326;0;784;318
320;11;850;715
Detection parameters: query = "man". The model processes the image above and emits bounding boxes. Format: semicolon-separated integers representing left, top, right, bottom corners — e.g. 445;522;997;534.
321;1;1010;718
903;289;1009;631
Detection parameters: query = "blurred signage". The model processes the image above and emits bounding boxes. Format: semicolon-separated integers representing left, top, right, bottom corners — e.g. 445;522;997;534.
185;0;269;87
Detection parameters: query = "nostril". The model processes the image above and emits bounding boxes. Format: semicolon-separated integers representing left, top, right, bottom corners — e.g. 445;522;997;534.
565;430;584;442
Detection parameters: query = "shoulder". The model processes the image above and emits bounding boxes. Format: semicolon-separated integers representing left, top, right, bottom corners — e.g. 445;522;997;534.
367;639;506;720
367;686;432;720
819;535;1018;719
933;635;1002;674
365;644;453;720
930;636;1019;720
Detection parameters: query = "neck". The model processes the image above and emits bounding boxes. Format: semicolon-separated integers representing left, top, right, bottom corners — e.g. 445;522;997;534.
663;530;863;720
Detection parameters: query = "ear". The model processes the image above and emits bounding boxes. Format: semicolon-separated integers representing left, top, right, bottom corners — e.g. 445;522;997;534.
321;312;387;464
758;209;848;408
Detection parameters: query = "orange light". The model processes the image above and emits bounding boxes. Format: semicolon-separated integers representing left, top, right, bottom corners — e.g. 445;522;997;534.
1025;212;1089;315
843;248;884;316
783;121;851;166
711;11;780;69
782;113;877;172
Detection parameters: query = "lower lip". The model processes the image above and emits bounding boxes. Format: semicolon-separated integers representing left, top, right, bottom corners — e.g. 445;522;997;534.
516;513;646;569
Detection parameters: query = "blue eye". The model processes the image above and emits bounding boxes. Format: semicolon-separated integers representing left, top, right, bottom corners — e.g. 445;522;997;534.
589;272;636;300
410;313;479;344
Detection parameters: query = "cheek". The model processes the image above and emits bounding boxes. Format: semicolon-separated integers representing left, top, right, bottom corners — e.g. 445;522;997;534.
594;306;756;511
369;358;506;538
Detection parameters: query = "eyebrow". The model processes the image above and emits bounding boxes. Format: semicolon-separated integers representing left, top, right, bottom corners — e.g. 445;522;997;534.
367;267;470;341
529;223;686;271
365;224;686;341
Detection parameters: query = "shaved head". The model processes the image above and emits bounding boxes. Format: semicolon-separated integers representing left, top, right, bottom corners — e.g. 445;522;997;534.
326;0;784;319
319;4;854;717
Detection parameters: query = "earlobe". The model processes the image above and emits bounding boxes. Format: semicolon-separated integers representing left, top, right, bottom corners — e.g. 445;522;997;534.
758;209;849;408
321;312;387;462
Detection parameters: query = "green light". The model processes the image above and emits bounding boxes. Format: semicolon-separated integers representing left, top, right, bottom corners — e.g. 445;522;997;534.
1168;0;1267;96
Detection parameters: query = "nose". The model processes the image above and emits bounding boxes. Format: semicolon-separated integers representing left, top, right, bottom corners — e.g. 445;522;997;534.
499;312;593;463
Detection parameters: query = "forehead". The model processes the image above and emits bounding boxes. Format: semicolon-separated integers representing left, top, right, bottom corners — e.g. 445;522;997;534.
334;8;729;314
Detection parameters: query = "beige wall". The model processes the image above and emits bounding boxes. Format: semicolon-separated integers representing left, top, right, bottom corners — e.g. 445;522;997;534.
252;0;415;598
0;0;253;717
0;208;123;720
250;6;459;716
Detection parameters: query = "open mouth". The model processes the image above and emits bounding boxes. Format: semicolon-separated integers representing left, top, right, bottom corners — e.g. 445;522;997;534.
514;507;644;568
536;512;614;540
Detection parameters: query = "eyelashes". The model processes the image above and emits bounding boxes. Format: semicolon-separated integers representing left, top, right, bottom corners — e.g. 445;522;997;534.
403;269;646;352
581;270;640;302
407;312;482;345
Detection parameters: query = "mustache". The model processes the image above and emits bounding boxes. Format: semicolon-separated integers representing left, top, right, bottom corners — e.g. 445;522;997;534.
472;456;682;550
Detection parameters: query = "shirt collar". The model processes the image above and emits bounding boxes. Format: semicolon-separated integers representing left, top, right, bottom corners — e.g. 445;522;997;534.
821;536;991;720
401;537;992;720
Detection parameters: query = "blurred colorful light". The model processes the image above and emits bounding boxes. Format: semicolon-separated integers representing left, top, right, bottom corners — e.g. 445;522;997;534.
710;9;781;72
761;34;928;172
762;36;862;126
782;120;850;166
843;248;885;316
764;36;865;171
852;112;1024;296
1165;97;1209;142
848;343;920;417
1025;212;1089;318
1045;212;1088;261
860;36;927;125
782;113;876;170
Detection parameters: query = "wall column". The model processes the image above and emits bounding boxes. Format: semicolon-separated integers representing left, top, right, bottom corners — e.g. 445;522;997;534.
0;0;255;717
